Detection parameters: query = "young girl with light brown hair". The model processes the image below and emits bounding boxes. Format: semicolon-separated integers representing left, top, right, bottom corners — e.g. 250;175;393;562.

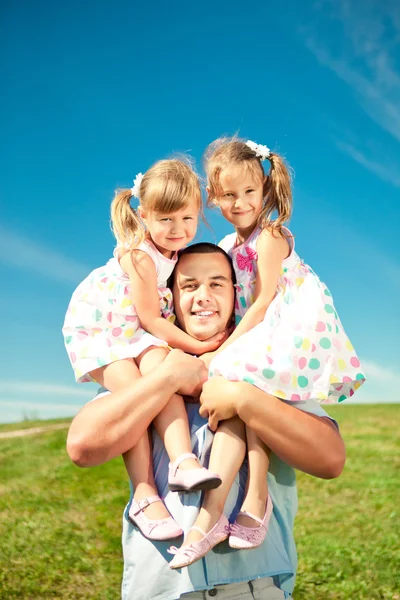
168;137;365;568
63;158;223;542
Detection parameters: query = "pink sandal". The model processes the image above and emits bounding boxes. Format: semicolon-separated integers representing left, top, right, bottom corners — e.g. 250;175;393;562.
168;453;222;493
229;494;273;550
128;495;183;541
168;514;230;569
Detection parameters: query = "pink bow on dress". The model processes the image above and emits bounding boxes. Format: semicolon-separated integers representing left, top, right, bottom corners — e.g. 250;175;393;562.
236;247;258;273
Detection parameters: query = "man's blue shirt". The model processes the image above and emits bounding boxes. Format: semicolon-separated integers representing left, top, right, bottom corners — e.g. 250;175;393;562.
112;398;337;600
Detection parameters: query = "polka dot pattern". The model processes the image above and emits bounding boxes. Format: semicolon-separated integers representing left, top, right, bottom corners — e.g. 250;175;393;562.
211;226;366;404
62;241;175;383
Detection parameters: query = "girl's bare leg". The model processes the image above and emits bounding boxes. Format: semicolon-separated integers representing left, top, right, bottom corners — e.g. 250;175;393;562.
138;348;200;471
236;425;270;528
183;416;246;545
90;357;170;521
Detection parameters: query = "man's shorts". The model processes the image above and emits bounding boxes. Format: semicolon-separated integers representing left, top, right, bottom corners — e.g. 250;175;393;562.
181;578;286;599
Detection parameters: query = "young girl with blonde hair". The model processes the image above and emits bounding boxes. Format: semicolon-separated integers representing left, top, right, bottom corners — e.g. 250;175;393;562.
63;159;223;542
168;137;365;568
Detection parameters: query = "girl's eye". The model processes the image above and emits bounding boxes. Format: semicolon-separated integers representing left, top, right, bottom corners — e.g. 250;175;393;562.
246;189;254;194
183;216;193;221
160;218;171;222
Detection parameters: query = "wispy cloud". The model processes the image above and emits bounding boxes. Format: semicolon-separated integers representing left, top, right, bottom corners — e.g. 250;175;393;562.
0;380;95;423
302;0;400;185
347;359;400;403
336;141;400;188
304;0;400;141
361;360;400;384
0;224;91;285
0;380;95;398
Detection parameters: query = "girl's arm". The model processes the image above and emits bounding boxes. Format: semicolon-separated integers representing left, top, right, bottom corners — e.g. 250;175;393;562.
120;250;223;354
207;229;288;359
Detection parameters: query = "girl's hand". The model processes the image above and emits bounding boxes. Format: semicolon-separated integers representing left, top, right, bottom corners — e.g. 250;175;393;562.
194;331;229;355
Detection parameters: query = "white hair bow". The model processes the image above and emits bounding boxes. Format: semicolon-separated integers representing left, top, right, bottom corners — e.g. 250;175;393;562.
131;172;144;198
245;140;271;160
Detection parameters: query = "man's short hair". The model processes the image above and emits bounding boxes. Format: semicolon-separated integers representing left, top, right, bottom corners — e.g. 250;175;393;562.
168;242;236;289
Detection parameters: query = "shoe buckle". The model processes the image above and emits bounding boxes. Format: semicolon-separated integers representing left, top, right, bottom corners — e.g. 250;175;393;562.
138;498;150;511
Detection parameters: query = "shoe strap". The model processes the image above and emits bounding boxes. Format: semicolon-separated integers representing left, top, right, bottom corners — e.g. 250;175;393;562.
170;452;198;475
237;510;264;527
132;495;161;515
237;496;273;528
187;525;206;538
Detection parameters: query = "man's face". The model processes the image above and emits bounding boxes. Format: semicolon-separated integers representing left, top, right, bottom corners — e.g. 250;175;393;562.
172;252;235;341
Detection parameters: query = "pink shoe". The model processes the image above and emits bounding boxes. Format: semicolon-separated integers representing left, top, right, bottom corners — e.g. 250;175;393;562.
168;453;222;493
128;495;183;541
168;514;230;569
229;494;273;550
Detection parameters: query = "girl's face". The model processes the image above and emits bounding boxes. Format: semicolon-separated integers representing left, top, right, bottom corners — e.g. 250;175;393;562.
215;166;265;237
140;196;199;256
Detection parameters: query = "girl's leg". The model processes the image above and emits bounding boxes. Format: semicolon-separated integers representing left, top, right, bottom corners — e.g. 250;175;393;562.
183;416;246;545
138;348;200;471
236;425;270;528
90;358;170;521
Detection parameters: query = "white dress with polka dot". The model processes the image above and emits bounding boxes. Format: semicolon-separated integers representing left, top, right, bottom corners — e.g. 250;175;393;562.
62;240;176;383
209;227;366;403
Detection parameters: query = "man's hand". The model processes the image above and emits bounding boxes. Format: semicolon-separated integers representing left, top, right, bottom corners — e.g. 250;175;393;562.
162;350;208;397
199;376;239;431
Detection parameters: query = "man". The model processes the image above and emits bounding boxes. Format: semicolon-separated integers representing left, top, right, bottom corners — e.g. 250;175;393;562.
67;243;345;600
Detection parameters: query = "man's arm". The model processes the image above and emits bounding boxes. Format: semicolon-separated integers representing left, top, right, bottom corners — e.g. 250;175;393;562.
199;377;346;480
67;351;207;468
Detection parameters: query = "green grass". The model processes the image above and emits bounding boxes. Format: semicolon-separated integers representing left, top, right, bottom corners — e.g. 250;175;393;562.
0;405;399;599
0;417;72;434
295;404;399;600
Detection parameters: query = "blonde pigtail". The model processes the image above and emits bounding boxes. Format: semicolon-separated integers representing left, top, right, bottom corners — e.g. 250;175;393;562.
260;153;293;232
110;189;145;249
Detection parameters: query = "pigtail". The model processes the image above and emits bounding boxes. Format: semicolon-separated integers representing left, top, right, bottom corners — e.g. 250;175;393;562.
260;153;293;232
110;189;145;249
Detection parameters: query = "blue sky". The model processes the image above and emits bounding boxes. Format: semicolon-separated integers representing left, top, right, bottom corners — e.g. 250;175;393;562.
1;0;399;422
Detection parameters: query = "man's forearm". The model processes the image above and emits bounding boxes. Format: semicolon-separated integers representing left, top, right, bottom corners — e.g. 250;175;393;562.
67;365;180;467
236;384;346;479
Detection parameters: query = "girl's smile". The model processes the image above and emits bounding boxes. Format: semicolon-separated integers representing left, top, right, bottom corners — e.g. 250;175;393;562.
217;167;265;241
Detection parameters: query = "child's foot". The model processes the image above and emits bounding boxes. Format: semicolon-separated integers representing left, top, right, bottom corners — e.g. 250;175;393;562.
229;494;273;550
128;486;183;541
168;513;229;569
235;494;269;528
168;453;222;493
133;485;171;521
184;508;222;546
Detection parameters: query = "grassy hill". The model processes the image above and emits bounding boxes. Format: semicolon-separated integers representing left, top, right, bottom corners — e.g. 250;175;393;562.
0;404;398;599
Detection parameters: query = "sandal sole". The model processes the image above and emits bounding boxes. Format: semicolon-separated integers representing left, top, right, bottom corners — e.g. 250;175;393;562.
168;476;222;493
